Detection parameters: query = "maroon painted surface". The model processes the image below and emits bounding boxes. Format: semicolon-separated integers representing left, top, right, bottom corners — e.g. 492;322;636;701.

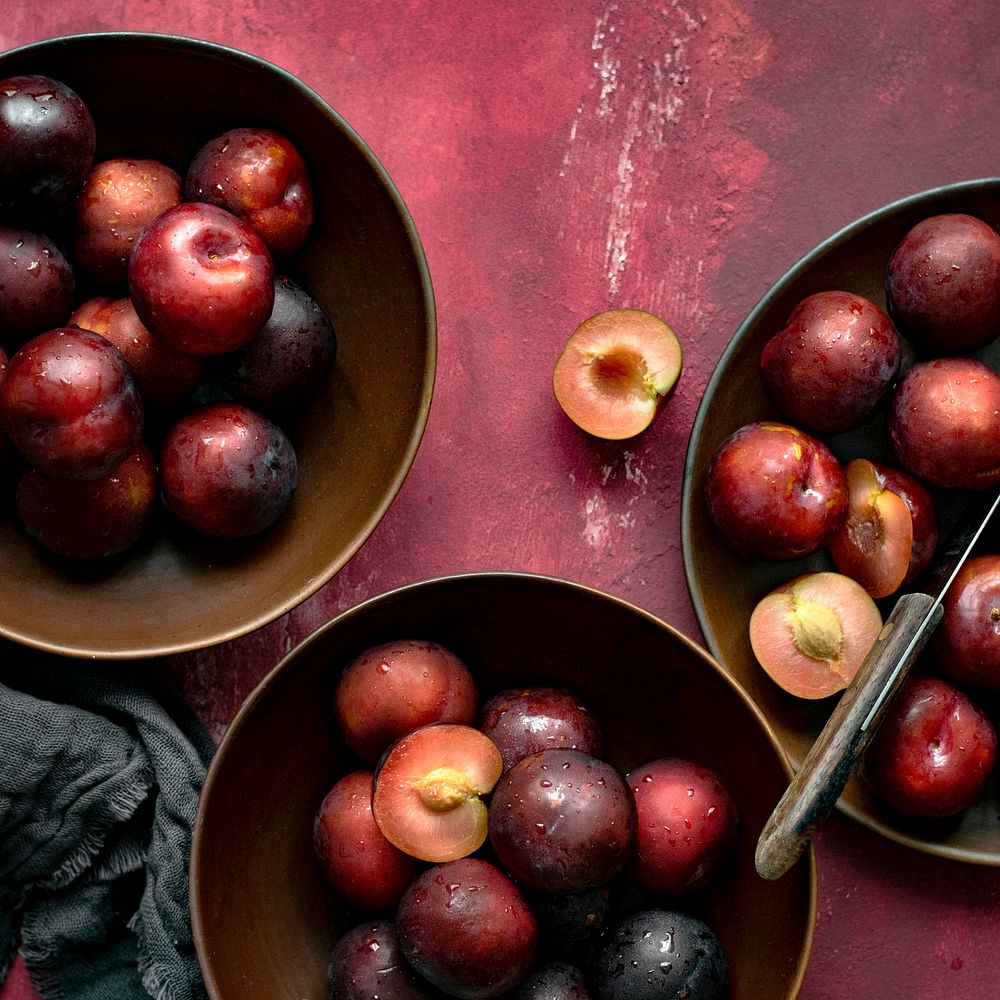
3;2;1000;998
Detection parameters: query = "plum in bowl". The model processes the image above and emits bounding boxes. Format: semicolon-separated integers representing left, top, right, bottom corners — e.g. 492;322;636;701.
681;178;1000;865
0;33;434;658
190;572;815;1000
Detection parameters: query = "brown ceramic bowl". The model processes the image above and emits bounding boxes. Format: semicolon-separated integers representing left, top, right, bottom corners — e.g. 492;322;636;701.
682;178;1000;864
191;571;816;999
0;33;434;659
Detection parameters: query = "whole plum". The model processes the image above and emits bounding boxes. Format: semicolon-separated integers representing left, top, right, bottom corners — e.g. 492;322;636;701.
933;554;1000;688
478;686;604;772
0;74;96;222
889;357;1000;490
0;226;75;349
212;275;335;414
886;213;1000;352
704;421;848;560
0;327;143;480
591;909;729;1000
74;157;182;289
506;962;592;1000
325;920;438;1000
488;748;636;895
15;443;157;560
184;126;314;257
395;857;538;999
759;290;901;434
159;401;297;538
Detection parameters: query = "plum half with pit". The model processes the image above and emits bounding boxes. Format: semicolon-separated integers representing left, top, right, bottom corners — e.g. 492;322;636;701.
704;420;848;561
932;554;1000;689
0;226;75;350
70;296;202;413
74;157;182;289
325;920;438;1000
862;675;997;818
372;723;502;863
478;686;604;773
313;769;420;912
626;757;738;896
886;212;1000;352
0;74;96;223
395;857;538;999
15;442;157;560
591;909;729;1000
0;327;143;480
212;274;335;415
488;748;636;895
184;126;315;258
889;357;1000;490
334;639;479;763
749;571;883;699
129;201;274;355
159;401;297;539
552;308;682;440
759;290;902;434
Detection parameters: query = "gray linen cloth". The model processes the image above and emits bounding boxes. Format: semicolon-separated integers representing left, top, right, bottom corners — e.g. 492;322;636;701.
0;646;214;1000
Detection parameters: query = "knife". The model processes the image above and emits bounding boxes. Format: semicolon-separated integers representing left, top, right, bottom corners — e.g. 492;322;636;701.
754;483;1000;881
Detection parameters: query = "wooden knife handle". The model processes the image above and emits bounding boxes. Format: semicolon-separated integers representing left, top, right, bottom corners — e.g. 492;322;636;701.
755;591;942;881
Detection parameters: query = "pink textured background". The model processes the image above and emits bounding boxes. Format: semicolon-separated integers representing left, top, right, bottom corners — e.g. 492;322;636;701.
4;2;1000;998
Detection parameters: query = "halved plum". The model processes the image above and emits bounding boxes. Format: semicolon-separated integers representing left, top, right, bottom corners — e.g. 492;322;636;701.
552;309;682;440
748;571;883;699
372;723;503;863
828;458;913;599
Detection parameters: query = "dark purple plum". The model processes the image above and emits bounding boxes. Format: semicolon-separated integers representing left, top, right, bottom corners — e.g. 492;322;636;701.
159;401;297;538
505;962;592;1000
0;226;75;349
313;769;420;912
529;886;609;962
488;749;636;895
591;910;729;1000
0;74;96;222
213;275;335;414
886;213;1000;352
395;858;538;999
325;920;438;1000
479;686;604;773
0;327;143;480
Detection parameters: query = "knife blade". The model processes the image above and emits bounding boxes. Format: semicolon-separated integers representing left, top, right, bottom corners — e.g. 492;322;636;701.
754;483;1000;881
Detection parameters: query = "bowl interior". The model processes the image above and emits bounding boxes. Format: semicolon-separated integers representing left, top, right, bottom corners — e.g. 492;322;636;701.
0;33;434;658
191;572;815;1000
682;178;1000;864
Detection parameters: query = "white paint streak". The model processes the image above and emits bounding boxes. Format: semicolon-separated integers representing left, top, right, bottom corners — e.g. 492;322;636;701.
584;493;612;546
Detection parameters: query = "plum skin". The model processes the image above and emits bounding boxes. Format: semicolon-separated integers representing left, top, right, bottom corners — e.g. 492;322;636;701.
704;420;848;560
334;639;478;763
478;686;604;772
325;920;438;1000
889;357;1000;490
0;74;96;222
0;226;76;349
626;757;739;896
488;748;637;895
862;675;997;818
933;555;1000;688
0;327;144;480
395;857;538;999
886;212;1000;351
759;290;902;434
313;769;420;911
591;909;729;1000
159;401;298;539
